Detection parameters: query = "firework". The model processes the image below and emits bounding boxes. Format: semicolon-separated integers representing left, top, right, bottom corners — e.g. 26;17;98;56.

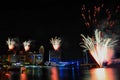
23;40;31;51
81;4;120;29
6;38;16;50
50;36;61;51
81;29;118;67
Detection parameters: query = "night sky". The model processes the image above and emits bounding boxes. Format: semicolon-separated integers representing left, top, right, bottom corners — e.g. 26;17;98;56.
0;0;119;60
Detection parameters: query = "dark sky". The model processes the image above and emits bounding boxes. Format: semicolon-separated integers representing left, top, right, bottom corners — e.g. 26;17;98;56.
0;0;119;59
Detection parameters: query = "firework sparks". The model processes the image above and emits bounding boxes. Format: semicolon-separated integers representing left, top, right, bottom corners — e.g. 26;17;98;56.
50;36;61;51
6;38;16;50
23;40;31;51
81;4;119;29
81;29;118;67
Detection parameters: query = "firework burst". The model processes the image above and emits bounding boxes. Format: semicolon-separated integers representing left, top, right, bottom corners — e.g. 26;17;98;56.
50;36;61;51
80;29;118;67
23;40;31;51
81;4;120;29
6;38;16;50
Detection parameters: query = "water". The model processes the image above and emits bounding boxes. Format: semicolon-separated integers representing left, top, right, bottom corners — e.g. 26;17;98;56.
81;68;120;80
1;66;120;80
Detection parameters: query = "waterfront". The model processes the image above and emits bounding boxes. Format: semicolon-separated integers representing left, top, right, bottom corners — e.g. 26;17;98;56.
1;65;120;80
0;66;81;80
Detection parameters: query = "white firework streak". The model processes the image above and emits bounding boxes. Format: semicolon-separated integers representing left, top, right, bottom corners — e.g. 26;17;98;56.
23;40;31;51
81;29;118;67
50;36;61;51
6;38;16;46
23;40;31;47
6;38;16;50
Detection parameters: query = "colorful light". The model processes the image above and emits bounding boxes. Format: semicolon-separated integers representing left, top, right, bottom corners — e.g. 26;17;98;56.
20;68;27;80
6;38;16;50
81;4;119;28
50;36;61;51
23;40;31;51
51;67;59;80
81;29;117;67
90;68;116;80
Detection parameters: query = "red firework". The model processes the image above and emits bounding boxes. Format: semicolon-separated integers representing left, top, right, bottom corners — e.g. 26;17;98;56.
81;4;120;29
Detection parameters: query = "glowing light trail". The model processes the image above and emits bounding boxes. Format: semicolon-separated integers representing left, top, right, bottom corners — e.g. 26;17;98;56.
81;29;117;67
6;38;16;50
50;36;61;51
23;40;31;51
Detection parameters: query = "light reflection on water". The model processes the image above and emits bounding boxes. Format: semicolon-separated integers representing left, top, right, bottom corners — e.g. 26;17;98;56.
1;66;120;80
3;66;80;80
90;68;116;80
82;68;120;80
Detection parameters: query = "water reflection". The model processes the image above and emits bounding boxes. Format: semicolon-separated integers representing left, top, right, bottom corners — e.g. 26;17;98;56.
20;71;27;80
50;67;59;80
82;68;120;80
2;66;80;80
4;71;20;80
91;68;116;80
1;66;120;80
